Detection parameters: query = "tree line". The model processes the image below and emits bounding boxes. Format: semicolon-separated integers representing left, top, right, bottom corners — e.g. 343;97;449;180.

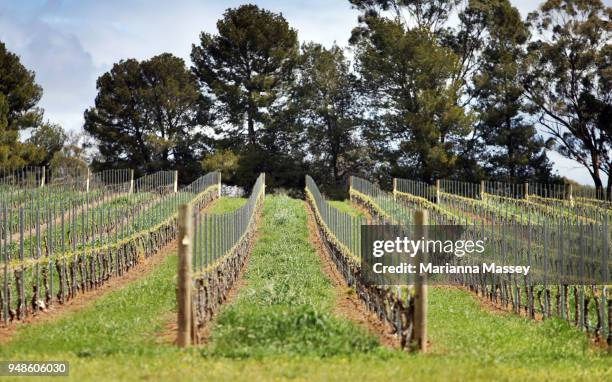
0;0;610;198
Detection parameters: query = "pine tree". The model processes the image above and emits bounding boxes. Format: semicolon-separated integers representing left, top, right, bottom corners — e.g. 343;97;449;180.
470;0;553;182
0;41;45;169
84;53;207;182
191;4;298;149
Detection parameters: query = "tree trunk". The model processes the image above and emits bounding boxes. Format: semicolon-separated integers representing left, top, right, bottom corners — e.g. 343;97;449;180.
506;116;516;181
135;130;152;171
326;113;339;182
591;165;604;199
247;112;256;147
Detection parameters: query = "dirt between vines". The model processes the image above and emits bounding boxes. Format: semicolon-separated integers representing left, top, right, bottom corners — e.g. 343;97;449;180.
0;240;178;345
305;202;400;349
198;196;221;213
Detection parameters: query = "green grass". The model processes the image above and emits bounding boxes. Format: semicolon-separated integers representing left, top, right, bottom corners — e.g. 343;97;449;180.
0;255;178;357
329;200;366;219
204;195;379;358
428;288;609;364
207;197;247;214
0;196;609;381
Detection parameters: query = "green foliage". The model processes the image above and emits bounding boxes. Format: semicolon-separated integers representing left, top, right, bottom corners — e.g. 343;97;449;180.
49;131;90;175
201;149;240;183
205;196;380;358
351;13;473;182
233;145;305;192
469;0;553;183
294;43;369;195
190;5;305;191
26;122;67;166
0;41;43;131
0;41;45;169
84;53;207;183
523;0;612;195
350;0;462;34
191;4;299;148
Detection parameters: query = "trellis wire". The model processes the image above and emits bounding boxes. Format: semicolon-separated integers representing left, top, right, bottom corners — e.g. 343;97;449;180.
0;166;44;189
0;170;220;325
395;178;437;202
0;167;46;208
573;184;612;204
453;179;610;228
89;169;132;192
307;176;365;258
134;170;176;194
309;175;416;349
191;173;264;331
351;177;414;224
484;180;527;199
390;176;612;343
440;179;480;199
0;169;134;239
46;165;88;185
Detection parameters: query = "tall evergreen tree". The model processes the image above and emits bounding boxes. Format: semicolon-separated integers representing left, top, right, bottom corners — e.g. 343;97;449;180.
191;4;299;149
84;53;207;182
350;3;473;183
293;43;367;195
470;0;553;182
0;41;45;169
26;122;67;167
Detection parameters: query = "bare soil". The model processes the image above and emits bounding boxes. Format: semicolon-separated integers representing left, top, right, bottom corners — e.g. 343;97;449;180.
305;202;400;349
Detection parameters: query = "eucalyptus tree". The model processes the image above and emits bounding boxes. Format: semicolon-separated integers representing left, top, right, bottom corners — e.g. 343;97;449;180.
523;0;611;196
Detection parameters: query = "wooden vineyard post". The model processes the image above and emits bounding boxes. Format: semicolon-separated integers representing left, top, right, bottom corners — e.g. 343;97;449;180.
261;173;265;197
393;178;397;201
480;180;485;201
129;170;135;194
435;180;440;204
218;171;222;198
523;182;529;200
413;209;428;352
565;183;574;206
85;168;90;193
173;170;179;193
608;297;612;353
40;166;45;188
177;203;193;347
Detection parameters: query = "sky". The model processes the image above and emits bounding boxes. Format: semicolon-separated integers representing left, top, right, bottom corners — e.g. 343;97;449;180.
0;0;607;185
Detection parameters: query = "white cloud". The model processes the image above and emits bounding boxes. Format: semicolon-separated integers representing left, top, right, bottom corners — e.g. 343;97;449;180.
0;0;359;134
0;0;603;186
0;3;100;131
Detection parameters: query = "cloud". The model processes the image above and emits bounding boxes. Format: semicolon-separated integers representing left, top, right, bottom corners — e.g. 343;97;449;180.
0;0;602;186
0;0;358;134
0;2;99;131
